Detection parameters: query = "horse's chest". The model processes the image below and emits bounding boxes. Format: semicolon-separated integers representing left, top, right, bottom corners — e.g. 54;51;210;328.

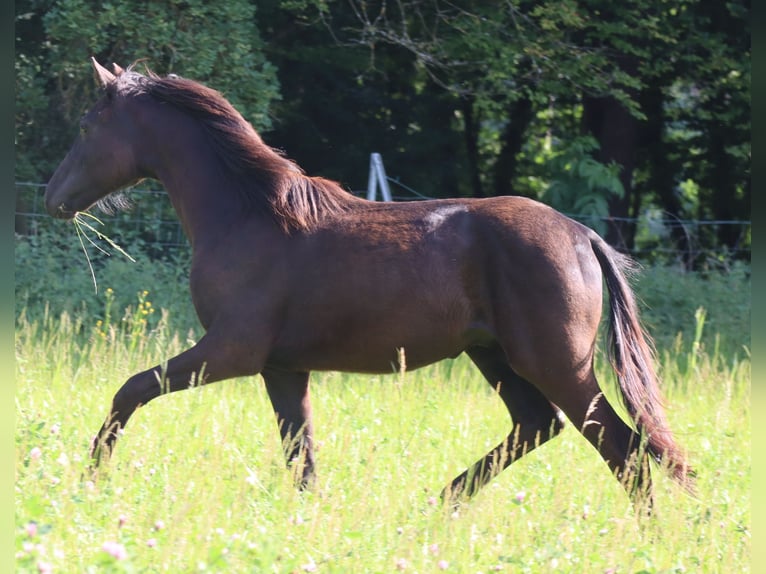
187;256;270;330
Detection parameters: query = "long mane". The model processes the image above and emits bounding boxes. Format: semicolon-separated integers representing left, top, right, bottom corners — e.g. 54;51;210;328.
113;67;357;231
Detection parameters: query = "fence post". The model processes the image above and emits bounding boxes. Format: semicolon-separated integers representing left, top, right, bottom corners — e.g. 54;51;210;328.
366;153;392;202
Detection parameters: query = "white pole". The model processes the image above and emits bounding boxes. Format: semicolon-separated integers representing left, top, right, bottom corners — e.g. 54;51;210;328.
367;153;378;201
375;154;392;202
370;153;392;201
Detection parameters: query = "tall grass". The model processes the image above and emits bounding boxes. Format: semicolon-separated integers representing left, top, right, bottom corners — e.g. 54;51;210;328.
15;299;749;573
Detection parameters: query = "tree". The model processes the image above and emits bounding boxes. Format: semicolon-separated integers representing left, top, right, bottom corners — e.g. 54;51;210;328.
15;0;280;182
15;0;749;263
285;0;749;260
257;1;472;196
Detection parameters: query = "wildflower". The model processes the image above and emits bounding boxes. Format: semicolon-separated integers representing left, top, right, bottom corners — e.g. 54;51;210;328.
429;543;439;555
37;561;53;574
29;447;42;462
49;423;60;436
427;496;438;506
513;491;526;504
56;453;69;467
25;522;38;537
117;514;127;528
395;557;408;570
101;541;127;560
438;560;449;570
147;538;157;548
153;520;165;531
302;559;317;572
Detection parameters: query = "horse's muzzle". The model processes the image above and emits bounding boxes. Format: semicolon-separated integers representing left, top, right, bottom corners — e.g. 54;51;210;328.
47;201;76;220
44;188;76;220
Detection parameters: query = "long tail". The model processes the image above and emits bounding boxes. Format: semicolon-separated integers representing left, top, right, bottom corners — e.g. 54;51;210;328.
590;235;695;492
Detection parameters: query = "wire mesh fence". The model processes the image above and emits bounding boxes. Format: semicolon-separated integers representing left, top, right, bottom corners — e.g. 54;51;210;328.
16;181;751;264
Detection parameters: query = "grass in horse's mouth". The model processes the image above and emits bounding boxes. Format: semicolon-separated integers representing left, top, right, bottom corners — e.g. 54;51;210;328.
73;211;136;293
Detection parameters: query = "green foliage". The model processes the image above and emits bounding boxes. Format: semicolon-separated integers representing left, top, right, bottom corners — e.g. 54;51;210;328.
15;224;199;338
281;0;749;253
14;51;49;180
43;0;279;126
15;0;279;181
14;0;750;259
633;262;750;360
542;136;624;236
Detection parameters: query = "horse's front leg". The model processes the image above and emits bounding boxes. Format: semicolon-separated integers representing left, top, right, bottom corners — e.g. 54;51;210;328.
91;330;262;467
262;368;316;489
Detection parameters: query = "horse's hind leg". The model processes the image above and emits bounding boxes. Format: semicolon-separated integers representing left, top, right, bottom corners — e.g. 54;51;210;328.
262;368;316;490
442;344;565;503
542;368;653;506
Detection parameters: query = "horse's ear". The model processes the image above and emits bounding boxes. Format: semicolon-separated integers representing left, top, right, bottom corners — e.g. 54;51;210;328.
91;57;116;87
112;63;125;76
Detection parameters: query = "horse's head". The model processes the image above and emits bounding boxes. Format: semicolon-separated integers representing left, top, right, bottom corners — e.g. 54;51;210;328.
45;58;147;219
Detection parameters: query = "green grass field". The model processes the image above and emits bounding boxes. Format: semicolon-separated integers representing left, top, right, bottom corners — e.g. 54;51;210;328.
15;303;750;573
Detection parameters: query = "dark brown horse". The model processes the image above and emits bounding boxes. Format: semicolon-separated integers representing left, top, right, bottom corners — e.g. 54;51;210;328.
45;59;693;507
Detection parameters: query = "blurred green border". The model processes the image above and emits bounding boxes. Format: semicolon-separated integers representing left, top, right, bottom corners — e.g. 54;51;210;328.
3;1;15;570
751;3;762;569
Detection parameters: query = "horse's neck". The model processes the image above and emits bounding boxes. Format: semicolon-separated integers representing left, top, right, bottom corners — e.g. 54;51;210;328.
147;125;252;249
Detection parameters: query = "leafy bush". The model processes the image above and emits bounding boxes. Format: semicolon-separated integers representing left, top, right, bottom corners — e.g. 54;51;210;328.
542;136;625;237
633;261;750;359
15;225;199;338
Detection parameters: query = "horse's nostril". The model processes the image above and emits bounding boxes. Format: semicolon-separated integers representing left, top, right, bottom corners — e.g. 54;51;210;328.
53;203;75;220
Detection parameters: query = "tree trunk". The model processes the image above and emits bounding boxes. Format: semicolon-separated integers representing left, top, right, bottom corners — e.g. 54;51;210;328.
639;85;694;267
493;95;534;197
581;95;638;250
461;96;485;198
707;120;745;252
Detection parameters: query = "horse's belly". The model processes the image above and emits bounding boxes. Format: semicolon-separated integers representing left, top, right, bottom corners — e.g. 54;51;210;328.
266;325;486;374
